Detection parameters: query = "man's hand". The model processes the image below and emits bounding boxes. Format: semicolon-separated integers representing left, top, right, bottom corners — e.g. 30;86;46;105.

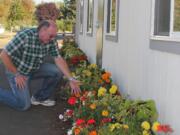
54;57;81;94
15;74;28;90
69;79;81;95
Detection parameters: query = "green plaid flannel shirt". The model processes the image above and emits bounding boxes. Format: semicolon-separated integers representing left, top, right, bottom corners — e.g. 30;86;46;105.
4;28;61;75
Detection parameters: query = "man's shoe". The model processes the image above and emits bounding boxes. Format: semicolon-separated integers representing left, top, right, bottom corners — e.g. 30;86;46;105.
31;96;56;107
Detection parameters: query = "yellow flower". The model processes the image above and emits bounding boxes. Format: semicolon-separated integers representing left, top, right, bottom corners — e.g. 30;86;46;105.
152;121;160;131
89;64;97;69
102;110;109;117
109;85;118;94
114;123;122;128
86;72;92;76
102;102;108;106
89;103;96;110
109;123;122;131
143;130;150;135
71;72;76;77
110;124;116;131
141;121;150;130
83;70;92;76
98;87;107;97
123;124;129;129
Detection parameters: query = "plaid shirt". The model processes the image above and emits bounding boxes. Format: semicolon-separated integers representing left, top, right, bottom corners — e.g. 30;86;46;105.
4;28;61;75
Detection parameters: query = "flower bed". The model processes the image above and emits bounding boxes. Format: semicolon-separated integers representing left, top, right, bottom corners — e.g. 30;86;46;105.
59;41;173;135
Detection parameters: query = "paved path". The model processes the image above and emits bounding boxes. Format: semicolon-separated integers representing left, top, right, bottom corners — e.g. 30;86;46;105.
0;63;71;135
0;90;70;135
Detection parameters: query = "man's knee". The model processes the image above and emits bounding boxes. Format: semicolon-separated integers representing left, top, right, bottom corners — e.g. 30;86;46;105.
17;99;31;111
50;65;62;79
21;102;31;111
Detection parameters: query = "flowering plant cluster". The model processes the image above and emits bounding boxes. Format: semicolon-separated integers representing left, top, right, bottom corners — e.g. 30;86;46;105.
60;43;88;66
73;63;113;91
59;42;173;135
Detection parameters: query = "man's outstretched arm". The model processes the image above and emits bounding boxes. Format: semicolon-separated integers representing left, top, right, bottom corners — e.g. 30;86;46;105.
54;57;81;94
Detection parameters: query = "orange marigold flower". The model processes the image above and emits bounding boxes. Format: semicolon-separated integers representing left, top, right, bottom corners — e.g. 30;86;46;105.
88;130;97;135
90;103;96;110
101;74;108;80
106;72;111;76
102;110;109;117
74;128;81;135
101;72;111;80
98;79;103;84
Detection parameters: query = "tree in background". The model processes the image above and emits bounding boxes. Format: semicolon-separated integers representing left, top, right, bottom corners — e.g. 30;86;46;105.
1;0;35;31
57;0;77;32
1;0;77;32
62;0;76;20
21;0;35;27
35;1;76;32
0;0;12;26
7;0;24;32
35;3;60;23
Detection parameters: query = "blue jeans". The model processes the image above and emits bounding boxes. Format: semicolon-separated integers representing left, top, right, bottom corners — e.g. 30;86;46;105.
0;63;62;111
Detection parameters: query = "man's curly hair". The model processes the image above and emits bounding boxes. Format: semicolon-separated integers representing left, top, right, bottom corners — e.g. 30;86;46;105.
35;3;59;23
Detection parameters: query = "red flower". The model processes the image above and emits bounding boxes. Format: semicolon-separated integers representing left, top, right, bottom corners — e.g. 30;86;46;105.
70;55;87;65
80;96;87;101
68;97;77;105
66;109;74;116
76;119;85;126
79;55;87;61
71;56;79;65
157;125;173;133
87;119;96;125
101;118;112;123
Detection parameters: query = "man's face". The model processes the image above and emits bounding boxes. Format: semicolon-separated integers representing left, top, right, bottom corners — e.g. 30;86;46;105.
39;25;57;44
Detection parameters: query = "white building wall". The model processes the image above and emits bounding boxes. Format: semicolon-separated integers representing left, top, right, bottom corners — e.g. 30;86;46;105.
76;0;180;134
77;0;98;63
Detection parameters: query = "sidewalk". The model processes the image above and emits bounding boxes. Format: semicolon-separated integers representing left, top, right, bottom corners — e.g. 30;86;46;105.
0;63;71;135
0;89;71;135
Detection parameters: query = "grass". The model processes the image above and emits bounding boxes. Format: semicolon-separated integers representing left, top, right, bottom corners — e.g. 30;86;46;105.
0;32;16;48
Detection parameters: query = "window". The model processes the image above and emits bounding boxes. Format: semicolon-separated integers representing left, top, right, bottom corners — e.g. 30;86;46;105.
153;0;180;38
79;0;84;34
173;0;180;32
106;0;119;42
87;0;94;36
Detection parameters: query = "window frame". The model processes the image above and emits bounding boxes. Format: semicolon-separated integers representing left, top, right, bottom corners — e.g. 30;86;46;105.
86;0;94;36
105;0;120;42
79;0;84;35
151;0;180;42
